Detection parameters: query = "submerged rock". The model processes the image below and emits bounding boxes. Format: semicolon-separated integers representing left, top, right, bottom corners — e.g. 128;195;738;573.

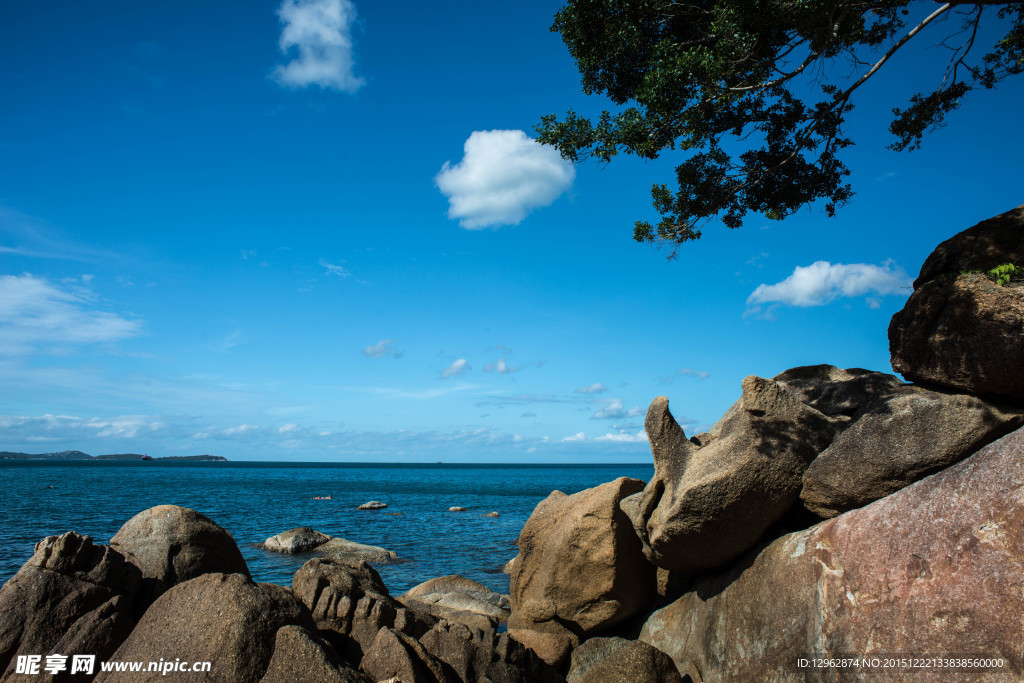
357;501;387;510
262;527;397;563
639;426;1024;681
263;527;333;553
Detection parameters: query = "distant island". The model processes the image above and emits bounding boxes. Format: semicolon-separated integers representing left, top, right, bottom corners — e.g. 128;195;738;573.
0;450;227;462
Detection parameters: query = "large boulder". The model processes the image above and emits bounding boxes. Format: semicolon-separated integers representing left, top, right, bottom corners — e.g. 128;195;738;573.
626;378;837;572
110;505;250;609
95;573;316;683
260;625;371;683
639;426;1024;681
890;204;1024;398
0;532;140;680
291;558;434;664
912;203;1024;287
776;365;1024;517
360;627;456;683
263;527;333;553
889;272;1024;398
509;477;655;668
417;621;563;683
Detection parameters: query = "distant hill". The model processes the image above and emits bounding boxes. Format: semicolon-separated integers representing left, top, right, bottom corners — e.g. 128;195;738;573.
0;451;227;462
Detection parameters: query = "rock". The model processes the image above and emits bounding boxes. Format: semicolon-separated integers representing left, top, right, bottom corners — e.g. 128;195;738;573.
639;426;1024;681
317;538;398;563
627;382;837;572
509;477;655;667
95;573;315;683
913;203;1024;288
448;506;467;512
800;381;1024;517
889;271;1024;398
360;627;456;683
357;501;387;510
500;555;518;575
418;621;564;683
401;575;511;625
262;527;397;563
291;558;434;664
483;511;500;518
110;505;250;609
567;637;682;683
0;532;140;679
263;527;333;553
260;625;372;683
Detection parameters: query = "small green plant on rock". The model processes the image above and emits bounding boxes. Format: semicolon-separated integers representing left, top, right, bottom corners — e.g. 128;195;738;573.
987;263;1022;286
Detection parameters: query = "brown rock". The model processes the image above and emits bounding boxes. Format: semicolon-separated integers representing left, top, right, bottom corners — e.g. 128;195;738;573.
627;381;837;572
639;426;1024;681
913;203;1024;287
110;505;250;609
260;625;372;683
291;558;433;664
801;382;1024;517
568;637;682;683
0;533;140;680
360;627;456;683
506;617;580;671
889;272;1024;398
509;477;656;666
95;573;314;683
419;621;564;683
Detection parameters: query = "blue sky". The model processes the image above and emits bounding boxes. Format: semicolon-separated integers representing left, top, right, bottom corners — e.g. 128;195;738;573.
1;0;1022;462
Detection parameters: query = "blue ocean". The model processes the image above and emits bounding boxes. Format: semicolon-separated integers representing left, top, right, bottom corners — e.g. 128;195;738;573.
0;461;652;596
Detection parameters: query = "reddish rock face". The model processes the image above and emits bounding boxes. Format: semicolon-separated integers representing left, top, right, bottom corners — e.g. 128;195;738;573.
640;427;1024;682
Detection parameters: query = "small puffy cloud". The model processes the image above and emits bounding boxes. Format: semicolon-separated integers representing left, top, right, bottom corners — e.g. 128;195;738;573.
560;432;586;442
575;383;607;395
0;274;141;354
591;399;643;420
435;130;575;229
595;431;648;443
484;358;518;374
362;339;402;358
441;358;470;379
278;423;301;433
747;260;911;312
273;0;364;92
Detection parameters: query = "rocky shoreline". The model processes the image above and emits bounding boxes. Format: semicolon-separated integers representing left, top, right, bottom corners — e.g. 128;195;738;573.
2;204;1023;681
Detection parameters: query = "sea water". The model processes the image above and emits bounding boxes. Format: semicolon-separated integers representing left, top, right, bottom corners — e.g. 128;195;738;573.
0;461;652;595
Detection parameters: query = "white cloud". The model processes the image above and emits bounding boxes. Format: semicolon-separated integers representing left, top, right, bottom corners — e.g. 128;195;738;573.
319;258;351;277
435;130;575;229
592;399;643;420
441;358;470;379
223;424;260;435
484;358;518;374
575;382;607;395
0;413;167;440
747;260;912;310
362;339;402;358
595;431;649;443
0;274;141;354
560;432;586;442
279;423;301;433
272;0;364;92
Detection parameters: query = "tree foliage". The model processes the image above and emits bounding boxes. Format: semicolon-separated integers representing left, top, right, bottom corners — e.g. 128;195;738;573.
536;0;1024;254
